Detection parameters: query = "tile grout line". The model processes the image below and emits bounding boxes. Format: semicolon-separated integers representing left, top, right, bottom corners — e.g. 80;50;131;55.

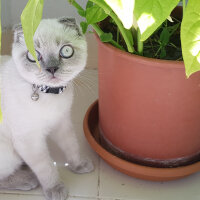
97;156;101;200
69;195;100;199
0;192;42;196
0;192;101;200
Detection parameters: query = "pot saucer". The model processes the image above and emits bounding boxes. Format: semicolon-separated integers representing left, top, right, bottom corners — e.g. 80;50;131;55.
83;100;200;181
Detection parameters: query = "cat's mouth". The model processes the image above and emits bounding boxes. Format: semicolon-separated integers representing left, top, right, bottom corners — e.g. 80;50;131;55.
51;76;58;80
49;76;62;82
39;72;67;87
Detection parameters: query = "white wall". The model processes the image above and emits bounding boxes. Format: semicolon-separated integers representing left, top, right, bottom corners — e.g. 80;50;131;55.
2;0;185;29
2;0;12;28
2;0;87;29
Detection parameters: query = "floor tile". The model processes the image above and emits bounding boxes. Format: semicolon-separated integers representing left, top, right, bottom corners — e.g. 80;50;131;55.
0;188;42;196
58;162;99;197
0;193;44;200
99;159;200;200
99;199;125;200
69;197;98;200
0;193;99;200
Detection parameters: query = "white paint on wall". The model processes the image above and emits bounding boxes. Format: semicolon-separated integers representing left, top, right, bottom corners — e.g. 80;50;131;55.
2;0;12;29
1;0;185;29
2;0;87;28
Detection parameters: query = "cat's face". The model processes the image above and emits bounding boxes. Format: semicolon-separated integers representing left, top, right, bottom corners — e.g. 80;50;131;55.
12;18;87;87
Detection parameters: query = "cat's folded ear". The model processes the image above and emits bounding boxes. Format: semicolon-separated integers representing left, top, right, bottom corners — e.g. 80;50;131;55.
58;17;82;36
13;23;24;43
58;17;76;26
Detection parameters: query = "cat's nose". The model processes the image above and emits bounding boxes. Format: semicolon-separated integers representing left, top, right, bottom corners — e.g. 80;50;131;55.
46;67;59;75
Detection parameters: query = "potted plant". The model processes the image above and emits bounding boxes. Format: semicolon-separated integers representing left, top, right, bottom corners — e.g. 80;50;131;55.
66;0;200;175
12;0;200;180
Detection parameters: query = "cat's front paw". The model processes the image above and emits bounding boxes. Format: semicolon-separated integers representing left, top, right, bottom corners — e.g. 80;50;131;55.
44;183;68;200
68;158;94;174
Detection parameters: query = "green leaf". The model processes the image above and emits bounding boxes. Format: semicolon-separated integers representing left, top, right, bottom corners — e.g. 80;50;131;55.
159;28;170;46
181;0;200;77
86;4;108;24
86;1;93;9
21;0;44;68
134;0;180;41
100;32;113;42
88;0;135;52
80;21;88;34
104;0;135;29
78;9;86;17
105;0;123;8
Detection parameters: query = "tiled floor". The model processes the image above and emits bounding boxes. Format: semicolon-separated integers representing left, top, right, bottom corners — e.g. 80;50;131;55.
1;59;200;200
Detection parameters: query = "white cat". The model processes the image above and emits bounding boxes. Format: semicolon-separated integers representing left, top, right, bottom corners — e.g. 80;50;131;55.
0;18;94;200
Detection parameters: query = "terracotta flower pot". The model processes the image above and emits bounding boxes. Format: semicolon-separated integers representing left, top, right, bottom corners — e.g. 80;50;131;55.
97;36;200;168
83;101;200;181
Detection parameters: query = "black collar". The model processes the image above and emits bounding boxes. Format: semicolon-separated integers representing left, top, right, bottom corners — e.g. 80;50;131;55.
33;84;66;94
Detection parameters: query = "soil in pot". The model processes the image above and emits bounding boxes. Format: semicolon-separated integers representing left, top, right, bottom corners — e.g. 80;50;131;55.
99;11;182;60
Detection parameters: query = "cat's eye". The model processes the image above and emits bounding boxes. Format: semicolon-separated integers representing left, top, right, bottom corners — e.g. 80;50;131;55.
26;50;41;63
60;45;74;59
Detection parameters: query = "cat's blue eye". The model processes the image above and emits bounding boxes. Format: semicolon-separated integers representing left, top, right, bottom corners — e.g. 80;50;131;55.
60;45;74;59
26;50;41;63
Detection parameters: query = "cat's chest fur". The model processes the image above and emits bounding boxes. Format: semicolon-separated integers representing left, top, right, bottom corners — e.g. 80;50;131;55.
1;59;73;132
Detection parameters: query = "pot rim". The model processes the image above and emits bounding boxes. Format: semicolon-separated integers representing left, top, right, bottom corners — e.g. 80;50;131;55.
95;33;185;70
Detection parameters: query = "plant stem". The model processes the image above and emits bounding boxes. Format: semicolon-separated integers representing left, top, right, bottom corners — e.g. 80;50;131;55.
176;56;183;61
131;26;137;45
92;23;125;51
117;28;119;44
68;0;85;12
155;46;162;57
89;0;135;53
149;38;155;55
169;42;179;49
69;0;126;52
137;28;143;55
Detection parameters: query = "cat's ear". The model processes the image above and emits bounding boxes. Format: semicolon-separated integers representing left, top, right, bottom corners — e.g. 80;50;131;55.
13;23;24;43
58;17;76;26
58;17;82;36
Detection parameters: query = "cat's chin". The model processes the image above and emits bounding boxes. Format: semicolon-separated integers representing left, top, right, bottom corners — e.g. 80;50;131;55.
39;77;67;87
49;76;61;83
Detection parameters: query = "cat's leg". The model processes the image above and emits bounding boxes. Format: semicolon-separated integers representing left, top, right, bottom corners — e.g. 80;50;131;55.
0;165;39;191
0;125;38;191
50;120;94;174
13;131;67;200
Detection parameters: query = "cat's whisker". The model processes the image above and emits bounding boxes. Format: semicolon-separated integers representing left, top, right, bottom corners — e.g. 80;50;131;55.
72;80;85;97
37;75;46;79
78;76;97;87
60;69;72;73
73;78;96;96
68;80;79;97
76;73;98;89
